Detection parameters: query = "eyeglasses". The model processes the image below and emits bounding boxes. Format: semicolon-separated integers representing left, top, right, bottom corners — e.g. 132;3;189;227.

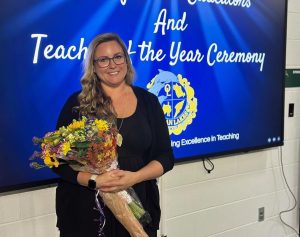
94;54;126;68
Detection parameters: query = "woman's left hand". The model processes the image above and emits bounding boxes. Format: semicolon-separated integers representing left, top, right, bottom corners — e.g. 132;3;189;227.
99;169;139;193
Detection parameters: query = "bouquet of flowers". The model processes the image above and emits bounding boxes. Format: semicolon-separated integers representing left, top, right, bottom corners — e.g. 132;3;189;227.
30;116;151;237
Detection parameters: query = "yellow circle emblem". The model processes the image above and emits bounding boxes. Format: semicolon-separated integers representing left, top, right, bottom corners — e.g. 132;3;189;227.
147;70;197;135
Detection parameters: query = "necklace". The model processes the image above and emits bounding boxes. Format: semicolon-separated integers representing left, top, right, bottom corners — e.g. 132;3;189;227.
118;118;124;131
116;118;124;147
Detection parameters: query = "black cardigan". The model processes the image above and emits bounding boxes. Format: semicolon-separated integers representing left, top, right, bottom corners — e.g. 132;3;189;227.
53;86;174;233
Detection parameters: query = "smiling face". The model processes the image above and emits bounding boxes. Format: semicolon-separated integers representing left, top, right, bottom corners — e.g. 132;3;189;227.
94;40;128;88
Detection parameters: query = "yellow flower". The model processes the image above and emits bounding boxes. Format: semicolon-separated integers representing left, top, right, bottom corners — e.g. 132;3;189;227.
44;157;52;167
97;153;104;160
53;138;60;146
106;150;115;159
43;150;52;167
104;139;112;147
62;142;71;156
94;119;108;132
43;150;59;168
53;159;59;168
66;134;76;143
67;120;85;130
111;149;116;158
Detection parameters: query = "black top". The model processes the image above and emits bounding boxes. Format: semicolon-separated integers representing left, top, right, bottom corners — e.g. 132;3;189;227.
53;86;174;237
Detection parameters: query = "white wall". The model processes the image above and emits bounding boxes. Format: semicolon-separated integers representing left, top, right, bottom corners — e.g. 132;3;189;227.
286;0;300;69
0;2;299;237
0;187;58;237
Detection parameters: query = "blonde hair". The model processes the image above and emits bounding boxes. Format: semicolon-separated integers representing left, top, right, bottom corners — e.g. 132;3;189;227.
77;33;135;118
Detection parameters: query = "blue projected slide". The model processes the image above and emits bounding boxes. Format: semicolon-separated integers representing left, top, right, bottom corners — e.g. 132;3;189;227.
0;0;286;192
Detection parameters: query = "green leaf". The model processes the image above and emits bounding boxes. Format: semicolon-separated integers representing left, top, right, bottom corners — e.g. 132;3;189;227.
73;141;90;148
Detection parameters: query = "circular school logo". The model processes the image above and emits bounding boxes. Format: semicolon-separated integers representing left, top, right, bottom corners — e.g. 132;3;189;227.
147;69;197;135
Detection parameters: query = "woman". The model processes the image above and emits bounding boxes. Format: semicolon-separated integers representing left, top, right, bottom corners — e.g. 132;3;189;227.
53;33;174;237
